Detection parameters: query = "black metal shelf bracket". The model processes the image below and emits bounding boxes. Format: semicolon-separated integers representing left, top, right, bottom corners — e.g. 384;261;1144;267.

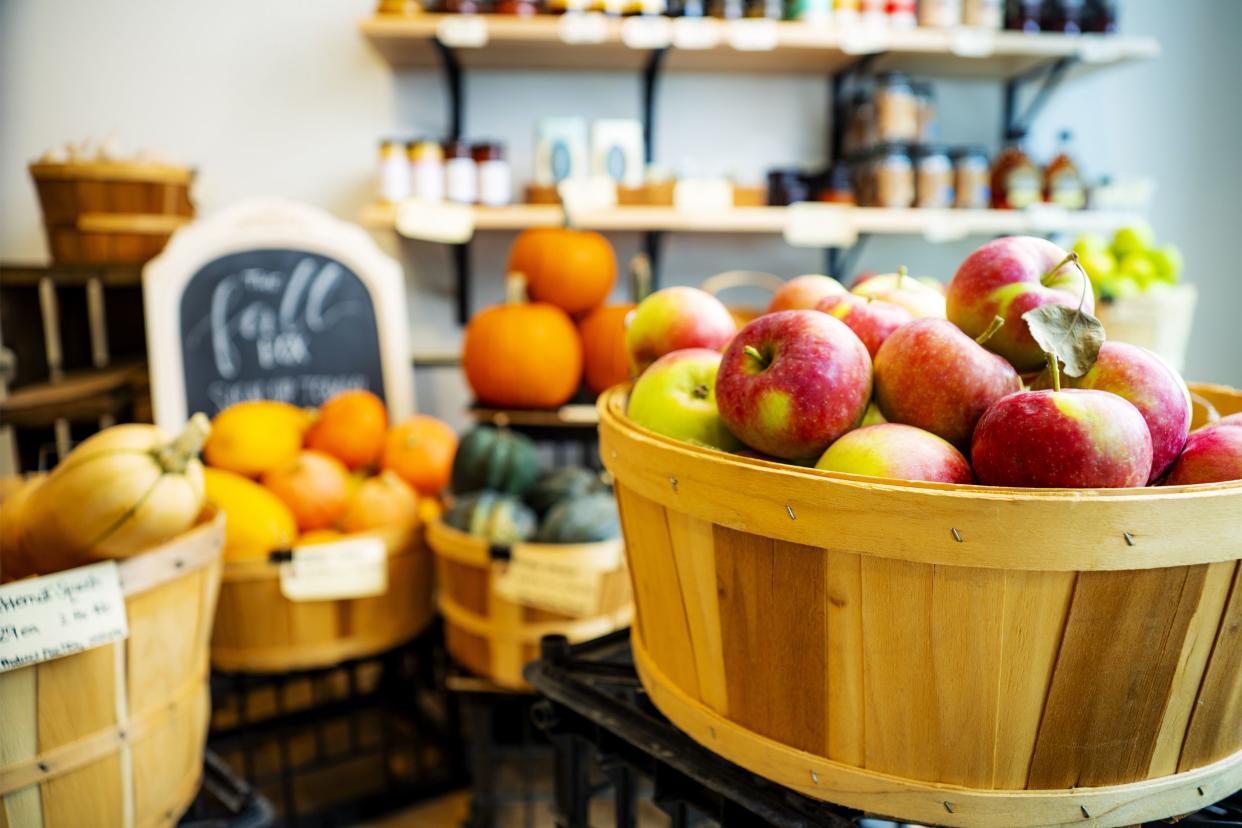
641;48;668;165
433;39;465;141
1002;55;1079;142
452;242;471;325
826;233;870;283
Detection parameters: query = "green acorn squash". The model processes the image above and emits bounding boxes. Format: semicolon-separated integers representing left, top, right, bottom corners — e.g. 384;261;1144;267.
450;426;540;496
444;490;538;545
525;466;605;515
537;493;621;544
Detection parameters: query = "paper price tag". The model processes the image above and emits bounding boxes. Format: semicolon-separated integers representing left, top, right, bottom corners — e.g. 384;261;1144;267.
950;27;995;58
727;19;779;51
783;202;858;248
922;212;971;243
558;11;609;44
1022;202;1070;232
492;541;623;617
672;17;721;50
673;178;733;212
436;15;489;48
621;15;672;49
279;538;387;602
840;24;887;55
1078;36;1123;64
395;199;475;244
557;404;600;424
558;175;617;218
0;561;128;673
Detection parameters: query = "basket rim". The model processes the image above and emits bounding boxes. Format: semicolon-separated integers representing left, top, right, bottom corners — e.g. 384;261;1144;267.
29;160;193;184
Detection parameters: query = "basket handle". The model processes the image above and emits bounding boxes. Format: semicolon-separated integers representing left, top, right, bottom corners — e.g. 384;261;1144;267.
76;212;192;235
700;270;786;299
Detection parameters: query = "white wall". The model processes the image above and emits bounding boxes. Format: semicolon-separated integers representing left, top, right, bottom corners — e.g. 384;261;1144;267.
2;0;1239;428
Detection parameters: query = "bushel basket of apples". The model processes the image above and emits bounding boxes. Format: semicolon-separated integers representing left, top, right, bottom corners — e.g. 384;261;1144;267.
601;236;1242;828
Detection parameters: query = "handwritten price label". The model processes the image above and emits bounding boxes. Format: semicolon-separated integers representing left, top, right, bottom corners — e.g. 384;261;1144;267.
621;15;672;49
783;202;858;248
279;538;388;602
0;561;128;673
558;11;609;44
493;541;623;617
950;27;995;58
395;199;475;244
436;15;489;48
727;19;779;52
672;17;721;50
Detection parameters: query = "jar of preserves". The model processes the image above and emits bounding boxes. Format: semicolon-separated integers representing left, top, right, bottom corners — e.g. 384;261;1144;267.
887;0;917;28
767;169;811;206
1042;0;1084;33
952;145;991;208
443;0;489;12
1082;0;1117;33
963;0;1002;26
919;0;961;27
991;139;1041;209
914;145;954;208
1006;0;1041;31
443;140;478;204
409;139;445;202
844;88;874;156
378;139;411;204
873;143;915;208
817;163;856;205
874;73;919;144
709;0;745;18
745;0;783;18
914;81;937;143
472;142;511;206
1043;130;1086;209
495;0;541;13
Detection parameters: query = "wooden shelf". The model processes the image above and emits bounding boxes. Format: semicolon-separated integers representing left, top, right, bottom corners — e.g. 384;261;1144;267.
360;14;1159;78
361;202;1144;242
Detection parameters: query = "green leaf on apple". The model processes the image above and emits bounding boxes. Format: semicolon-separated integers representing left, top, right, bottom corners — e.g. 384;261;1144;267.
1022;304;1105;378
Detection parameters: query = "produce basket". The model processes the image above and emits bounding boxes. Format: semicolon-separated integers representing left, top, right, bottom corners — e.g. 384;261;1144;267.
1095;285;1197;373
598;383;1242;828
427;519;634;689
29;161;194;266
209;523;435;673
0;511;224;828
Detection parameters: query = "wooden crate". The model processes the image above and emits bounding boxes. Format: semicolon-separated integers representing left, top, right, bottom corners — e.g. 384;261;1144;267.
0;512;224;828
209;524;435;673
598;383;1242;828
427;519;633;689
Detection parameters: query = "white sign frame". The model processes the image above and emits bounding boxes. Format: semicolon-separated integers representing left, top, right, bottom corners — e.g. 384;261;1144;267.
143;198;414;431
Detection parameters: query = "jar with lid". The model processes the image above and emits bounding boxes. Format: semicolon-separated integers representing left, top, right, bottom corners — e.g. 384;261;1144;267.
951;145;991;208
443;0;490;12
495;0;541;13
472;142;511;206
919;0;961;27
767;169;810;206
409;140;445;203
886;0;917;28
816;163;855;205
1005;0;1042;31
874;73;919;144
709;0;745;18
860;0;886;27
378;139;411;204
1042;0;1083;33
745;0;782;19
990;137;1041;209
844;88;874;156
913;81;937;144
1082;0;1117;33
872;143;915;208
963;0;1002;26
914;145;954;208
834;0;860;24
787;0;832;23
1043;130;1086;209
443;140;478;204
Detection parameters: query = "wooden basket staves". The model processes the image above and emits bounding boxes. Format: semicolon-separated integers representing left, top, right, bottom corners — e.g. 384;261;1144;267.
599;382;1242;828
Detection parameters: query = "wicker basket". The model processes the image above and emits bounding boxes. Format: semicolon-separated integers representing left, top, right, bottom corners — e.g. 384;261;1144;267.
427;519;633;689
0;512;224;828
599;383;1242;828
29;161;194;266
210;524;435;673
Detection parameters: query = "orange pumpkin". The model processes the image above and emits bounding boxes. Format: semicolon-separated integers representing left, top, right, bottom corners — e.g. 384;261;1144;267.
463;274;583;409
338;470;419;533
261;450;352;532
381;415;458;496
578;302;635;395
305;388;388;470
508;227;617;315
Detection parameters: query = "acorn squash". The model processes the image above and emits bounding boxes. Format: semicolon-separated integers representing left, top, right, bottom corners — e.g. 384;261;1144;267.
525;466;604;516
450;426;540;496
537;493;620;544
444;491;538;545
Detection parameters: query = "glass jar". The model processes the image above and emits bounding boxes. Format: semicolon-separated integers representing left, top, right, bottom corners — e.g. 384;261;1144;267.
914;81;937;143
408;140;444;202
874;73;919;144
495;0;541;12
991;140;1041;209
914;145;954;208
844;88;874;156
443;140;478;204
709;0;745;18
745;0;783;18
767;169;810;206
1006;0;1042;31
952;145;991;208
472;142;511;206
817;163;855;205
886;0;917;28
1082;0;1117;33
873;143;915;208
963;0;1002;26
443;0;489;12
918;0;961;27
378;139;411;204
1043;129;1086;209
1042;0;1083;33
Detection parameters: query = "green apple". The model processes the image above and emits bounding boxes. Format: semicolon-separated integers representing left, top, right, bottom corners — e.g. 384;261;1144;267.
1112;223;1154;258
1078;248;1117;282
627;348;741;451
1118;253;1158;289
1073;232;1109;257
1149;243;1184;282
1097;273;1140;301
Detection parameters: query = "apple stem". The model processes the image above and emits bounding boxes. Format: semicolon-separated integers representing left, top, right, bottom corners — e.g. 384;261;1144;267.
975;315;1005;345
1045;351;1062;393
1041;251;1080;287
743;344;770;369
897;265;907;289
692;383;709;400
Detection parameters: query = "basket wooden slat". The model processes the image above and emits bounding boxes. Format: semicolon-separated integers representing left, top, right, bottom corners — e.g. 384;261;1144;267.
600;383;1242;828
0;512;223;828
209;524;435;673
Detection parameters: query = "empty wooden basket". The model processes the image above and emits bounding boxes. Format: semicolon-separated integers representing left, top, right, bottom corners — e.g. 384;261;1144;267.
210;523;435;673
599;383;1242;828
29;161;194;266
427;519;634;689
0;512;224;828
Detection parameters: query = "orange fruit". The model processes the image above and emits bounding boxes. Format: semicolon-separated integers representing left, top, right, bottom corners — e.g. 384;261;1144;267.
381;416;458;496
305;389;388;470
261;450;352;531
339;471;419;533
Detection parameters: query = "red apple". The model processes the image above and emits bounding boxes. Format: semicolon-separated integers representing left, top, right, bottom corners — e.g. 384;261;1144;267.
1032;341;1190;482
872;317;1021;450
715;310;871;461
851;267;946;318
626;286;737;374
816;293;913;358
815;423;974;484
766;274;847;313
1163;421;1242;485
947;236;1094;371
971;379;1153;488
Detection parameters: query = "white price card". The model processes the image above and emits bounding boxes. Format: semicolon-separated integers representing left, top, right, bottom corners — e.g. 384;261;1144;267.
672;17;721;50
840;23;887;55
1078;36;1123;64
279;538;387;602
558;175;618;218
558;11;609;44
557;404;600;424
783;202;858;248
727;19;779;52
0;561;128;673
673;178;733;212
949;27;995;58
621;15;672;49
493;541;623;617
1022;202;1070;233
436;15;489;48
922;211;971;243
395;199;475;244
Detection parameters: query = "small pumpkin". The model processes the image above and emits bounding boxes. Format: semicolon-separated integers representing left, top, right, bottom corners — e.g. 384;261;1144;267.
381;415;458;496
0;474;47;580
305;389;388;470
509;227;617;315
205;400;311;478
463;274;584;409
526;467;604;516
261;450;352;532
204;467;298;560
537;493;620;544
451;426;540;496
578;303;634;395
19;415;211;573
444;491;537;545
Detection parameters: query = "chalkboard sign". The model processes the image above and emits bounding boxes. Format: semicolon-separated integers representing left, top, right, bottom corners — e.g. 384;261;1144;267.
144;199;413;431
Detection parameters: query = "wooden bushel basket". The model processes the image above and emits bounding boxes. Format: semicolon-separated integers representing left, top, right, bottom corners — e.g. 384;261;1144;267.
209;523;435;673
0;512;224;828
599;383;1242;828
427;519;634;689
